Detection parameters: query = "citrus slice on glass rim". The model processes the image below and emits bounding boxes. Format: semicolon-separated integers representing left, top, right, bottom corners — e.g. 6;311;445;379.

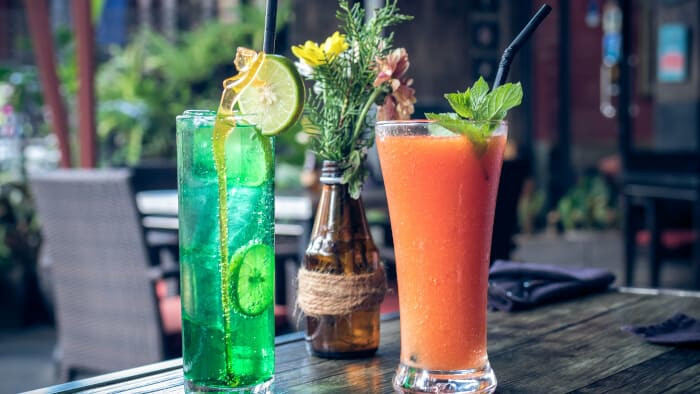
237;54;305;136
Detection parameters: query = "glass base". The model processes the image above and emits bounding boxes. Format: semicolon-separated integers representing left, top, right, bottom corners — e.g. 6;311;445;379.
393;362;496;393
184;378;273;393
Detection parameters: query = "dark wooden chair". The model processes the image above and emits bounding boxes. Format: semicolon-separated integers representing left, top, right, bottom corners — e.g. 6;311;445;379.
621;169;700;288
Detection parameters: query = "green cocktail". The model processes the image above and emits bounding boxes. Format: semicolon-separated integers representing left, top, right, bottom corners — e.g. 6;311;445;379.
177;110;275;392
177;46;303;393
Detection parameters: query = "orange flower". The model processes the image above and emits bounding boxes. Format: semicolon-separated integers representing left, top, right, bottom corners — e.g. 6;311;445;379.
374;48;415;121
377;95;397;121
377;76;415;121
373;48;410;87
393;78;416;119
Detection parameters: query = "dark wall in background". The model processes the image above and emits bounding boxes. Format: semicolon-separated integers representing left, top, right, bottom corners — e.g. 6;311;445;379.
533;0;653;163
288;0;475;110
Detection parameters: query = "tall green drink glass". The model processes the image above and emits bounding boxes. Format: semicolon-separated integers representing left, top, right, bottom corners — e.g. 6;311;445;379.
176;110;275;393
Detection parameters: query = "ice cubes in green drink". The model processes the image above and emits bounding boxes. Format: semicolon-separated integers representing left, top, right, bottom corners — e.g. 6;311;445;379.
225;124;273;187
180;250;223;324
192;127;216;179
226;185;273;253
181;114;272;187
179;180;220;255
177;110;217;180
182;316;228;384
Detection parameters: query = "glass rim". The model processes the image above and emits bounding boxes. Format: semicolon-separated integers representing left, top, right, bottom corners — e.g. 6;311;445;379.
176;110;259;125
376;119;508;127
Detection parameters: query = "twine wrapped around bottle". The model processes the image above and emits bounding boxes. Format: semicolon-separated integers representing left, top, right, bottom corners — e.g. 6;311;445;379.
297;265;388;317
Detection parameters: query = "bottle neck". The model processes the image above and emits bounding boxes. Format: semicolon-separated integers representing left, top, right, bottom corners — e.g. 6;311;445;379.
319;160;343;185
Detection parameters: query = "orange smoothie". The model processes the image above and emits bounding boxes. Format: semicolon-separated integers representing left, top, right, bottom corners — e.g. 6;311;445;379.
376;131;506;371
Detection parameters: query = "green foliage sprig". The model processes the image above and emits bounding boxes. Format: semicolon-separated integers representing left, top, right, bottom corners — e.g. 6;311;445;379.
295;0;412;198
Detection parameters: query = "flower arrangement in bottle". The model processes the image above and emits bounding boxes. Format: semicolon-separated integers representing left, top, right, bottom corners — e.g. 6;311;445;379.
291;0;413;358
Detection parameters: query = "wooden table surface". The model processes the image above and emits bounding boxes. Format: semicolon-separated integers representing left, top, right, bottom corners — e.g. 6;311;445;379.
28;288;700;394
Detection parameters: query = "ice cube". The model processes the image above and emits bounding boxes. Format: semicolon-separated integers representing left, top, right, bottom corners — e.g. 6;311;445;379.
225;125;272;187
179;179;220;253
182;315;227;382
227;308;274;380
177;113;216;180
234;47;261;73
191;125;216;179
180;249;223;326
219;48;264;113
226;186;267;252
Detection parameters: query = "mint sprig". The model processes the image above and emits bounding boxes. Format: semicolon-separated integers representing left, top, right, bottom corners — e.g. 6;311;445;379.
484;81;523;120
424;113;491;154
426;76;522;152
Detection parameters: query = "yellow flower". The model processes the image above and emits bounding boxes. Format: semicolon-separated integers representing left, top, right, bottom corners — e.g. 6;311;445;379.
322;32;349;61
292;31;348;67
292;40;326;67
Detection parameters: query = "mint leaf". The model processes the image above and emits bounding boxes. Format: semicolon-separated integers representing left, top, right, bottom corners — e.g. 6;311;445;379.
425;112;461;130
469;76;490;118
444;76;490;118
443;77;521;123
429;76;522;157
444;92;472;118
427;122;456;136
425;112;490;155
485;82;523;120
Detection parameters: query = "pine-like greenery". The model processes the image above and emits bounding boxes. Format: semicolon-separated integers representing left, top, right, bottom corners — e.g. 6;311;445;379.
304;0;411;198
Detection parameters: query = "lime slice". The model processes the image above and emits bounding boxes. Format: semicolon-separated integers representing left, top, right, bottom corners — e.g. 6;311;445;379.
238;54;305;136
228;243;274;316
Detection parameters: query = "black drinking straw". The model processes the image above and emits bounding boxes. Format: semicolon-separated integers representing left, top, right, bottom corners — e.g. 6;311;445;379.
263;0;278;53
492;4;552;89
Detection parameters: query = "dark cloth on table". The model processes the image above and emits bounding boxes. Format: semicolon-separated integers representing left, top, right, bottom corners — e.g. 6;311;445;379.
623;313;700;346
487;260;616;312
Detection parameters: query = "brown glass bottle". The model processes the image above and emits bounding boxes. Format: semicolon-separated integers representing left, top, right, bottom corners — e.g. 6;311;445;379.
303;161;382;358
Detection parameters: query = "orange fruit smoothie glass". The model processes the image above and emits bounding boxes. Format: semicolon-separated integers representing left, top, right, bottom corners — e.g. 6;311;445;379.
376;120;506;393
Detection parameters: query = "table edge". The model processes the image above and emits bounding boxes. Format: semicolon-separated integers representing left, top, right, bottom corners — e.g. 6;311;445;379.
617;286;700;298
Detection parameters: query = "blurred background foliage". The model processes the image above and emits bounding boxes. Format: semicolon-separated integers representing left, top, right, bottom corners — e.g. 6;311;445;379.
52;2;306;169
1;1;306;170
517;173;618;234
555;174;617;232
0;66;47;139
0;180;40;274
